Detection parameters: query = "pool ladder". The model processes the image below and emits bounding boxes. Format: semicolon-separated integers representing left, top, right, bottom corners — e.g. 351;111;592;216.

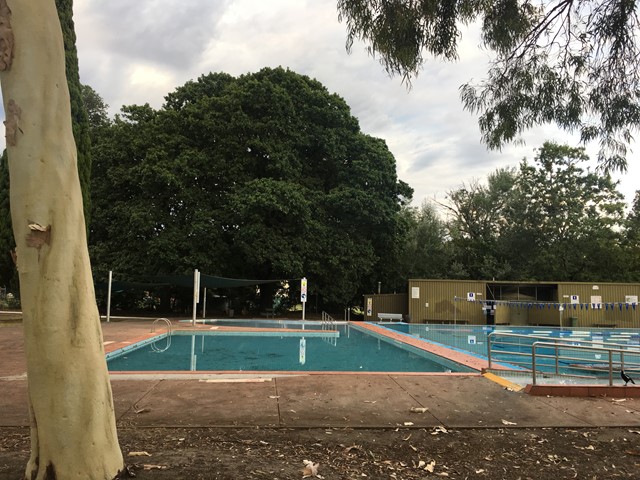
150;317;172;353
321;311;338;346
321;311;336;330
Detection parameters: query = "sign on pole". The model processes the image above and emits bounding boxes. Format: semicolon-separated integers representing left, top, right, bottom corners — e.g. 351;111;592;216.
301;277;307;303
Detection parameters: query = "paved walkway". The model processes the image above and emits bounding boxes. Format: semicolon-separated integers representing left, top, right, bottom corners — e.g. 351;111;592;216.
1;319;640;429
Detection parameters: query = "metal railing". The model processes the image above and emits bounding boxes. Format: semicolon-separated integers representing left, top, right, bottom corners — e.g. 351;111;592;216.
150;317;172;353
487;331;640;384
531;341;640;385
319;312;338;345
321;311;336;329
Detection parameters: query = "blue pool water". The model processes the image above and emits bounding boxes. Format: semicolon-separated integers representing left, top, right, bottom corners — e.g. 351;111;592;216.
383;323;640;374
107;325;473;373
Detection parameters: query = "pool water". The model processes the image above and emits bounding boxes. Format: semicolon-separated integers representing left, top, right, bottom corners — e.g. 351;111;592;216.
107;326;472;373
383;323;640;374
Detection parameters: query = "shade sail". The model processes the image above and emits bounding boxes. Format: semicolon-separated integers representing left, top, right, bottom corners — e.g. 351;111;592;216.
95;274;286;291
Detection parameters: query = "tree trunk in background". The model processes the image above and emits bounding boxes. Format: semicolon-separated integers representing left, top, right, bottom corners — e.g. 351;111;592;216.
0;1;123;479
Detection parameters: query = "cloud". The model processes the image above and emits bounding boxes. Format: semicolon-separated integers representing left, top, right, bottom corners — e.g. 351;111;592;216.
1;0;637;208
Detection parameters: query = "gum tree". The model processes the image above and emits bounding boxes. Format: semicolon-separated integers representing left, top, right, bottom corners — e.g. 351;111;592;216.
0;1;123;478
338;0;640;170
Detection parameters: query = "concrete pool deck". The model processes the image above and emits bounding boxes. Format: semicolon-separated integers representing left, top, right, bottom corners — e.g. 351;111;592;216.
1;318;640;429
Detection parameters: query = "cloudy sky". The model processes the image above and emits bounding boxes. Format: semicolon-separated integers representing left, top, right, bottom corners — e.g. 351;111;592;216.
10;0;640;208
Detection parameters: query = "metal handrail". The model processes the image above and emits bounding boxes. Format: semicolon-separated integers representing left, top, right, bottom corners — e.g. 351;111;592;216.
321;311;335;330
150;317;172;353
531;341;640;386
487;331;636;369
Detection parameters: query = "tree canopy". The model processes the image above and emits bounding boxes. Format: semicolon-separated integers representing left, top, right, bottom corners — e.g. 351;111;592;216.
438;142;632;282
337;0;640;170
89;67;411;309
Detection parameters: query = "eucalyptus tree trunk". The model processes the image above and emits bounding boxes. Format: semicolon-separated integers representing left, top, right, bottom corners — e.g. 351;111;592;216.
0;1;123;479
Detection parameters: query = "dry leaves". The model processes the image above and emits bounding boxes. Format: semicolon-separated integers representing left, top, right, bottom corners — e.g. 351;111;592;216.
410;407;429;413
302;460;322;478
431;426;448;435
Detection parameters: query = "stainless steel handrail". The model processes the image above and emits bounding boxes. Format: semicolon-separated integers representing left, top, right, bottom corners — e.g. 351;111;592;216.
487;331;636;369
531;341;640;386
150;317;172;353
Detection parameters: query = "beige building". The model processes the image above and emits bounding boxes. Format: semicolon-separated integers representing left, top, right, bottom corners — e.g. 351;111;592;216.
364;280;640;328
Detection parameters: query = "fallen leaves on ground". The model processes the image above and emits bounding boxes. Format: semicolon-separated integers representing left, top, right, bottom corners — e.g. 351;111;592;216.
3;427;640;479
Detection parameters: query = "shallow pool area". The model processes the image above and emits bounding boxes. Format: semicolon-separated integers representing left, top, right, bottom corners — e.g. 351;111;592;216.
107;324;474;373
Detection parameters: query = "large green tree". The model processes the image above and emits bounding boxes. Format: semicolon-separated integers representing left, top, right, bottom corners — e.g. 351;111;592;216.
89;68;411;309
441;143;629;281
397;201;452;281
505;142;627;281
440;168;517;279
337;0;640;170
623;190;640;280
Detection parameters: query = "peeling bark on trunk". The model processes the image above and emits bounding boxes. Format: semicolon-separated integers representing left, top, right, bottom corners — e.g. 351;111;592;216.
0;1;123;479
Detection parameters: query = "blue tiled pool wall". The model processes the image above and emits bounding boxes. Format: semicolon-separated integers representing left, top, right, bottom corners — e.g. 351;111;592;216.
198;319;335;330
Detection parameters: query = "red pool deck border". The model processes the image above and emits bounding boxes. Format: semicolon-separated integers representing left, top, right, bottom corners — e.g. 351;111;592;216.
355;322;493;372
525;384;640;397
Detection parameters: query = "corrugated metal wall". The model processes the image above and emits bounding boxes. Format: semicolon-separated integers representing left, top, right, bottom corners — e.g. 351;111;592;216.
363;293;408;321
400;280;640;326
408;279;487;324
558;282;640;328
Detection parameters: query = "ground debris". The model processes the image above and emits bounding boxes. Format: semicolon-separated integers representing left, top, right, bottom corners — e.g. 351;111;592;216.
1;427;640;479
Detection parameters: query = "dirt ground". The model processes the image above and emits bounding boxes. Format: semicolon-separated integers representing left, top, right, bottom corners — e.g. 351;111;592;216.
1;426;640;479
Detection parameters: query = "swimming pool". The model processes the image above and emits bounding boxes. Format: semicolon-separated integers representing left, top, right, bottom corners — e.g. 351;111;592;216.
107;324;473;373
383;323;640;374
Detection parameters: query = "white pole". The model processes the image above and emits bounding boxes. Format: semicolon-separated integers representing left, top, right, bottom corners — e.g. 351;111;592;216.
453;296;457;325
202;287;207;319
190;334;196;371
106;270;112;323
192;269;200;327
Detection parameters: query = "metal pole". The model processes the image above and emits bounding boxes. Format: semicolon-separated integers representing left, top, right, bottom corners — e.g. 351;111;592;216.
192;269;200;327
454;296;457;325
609;350;613;386
532;343;537;385
202;287;207;319
106;270;112;323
